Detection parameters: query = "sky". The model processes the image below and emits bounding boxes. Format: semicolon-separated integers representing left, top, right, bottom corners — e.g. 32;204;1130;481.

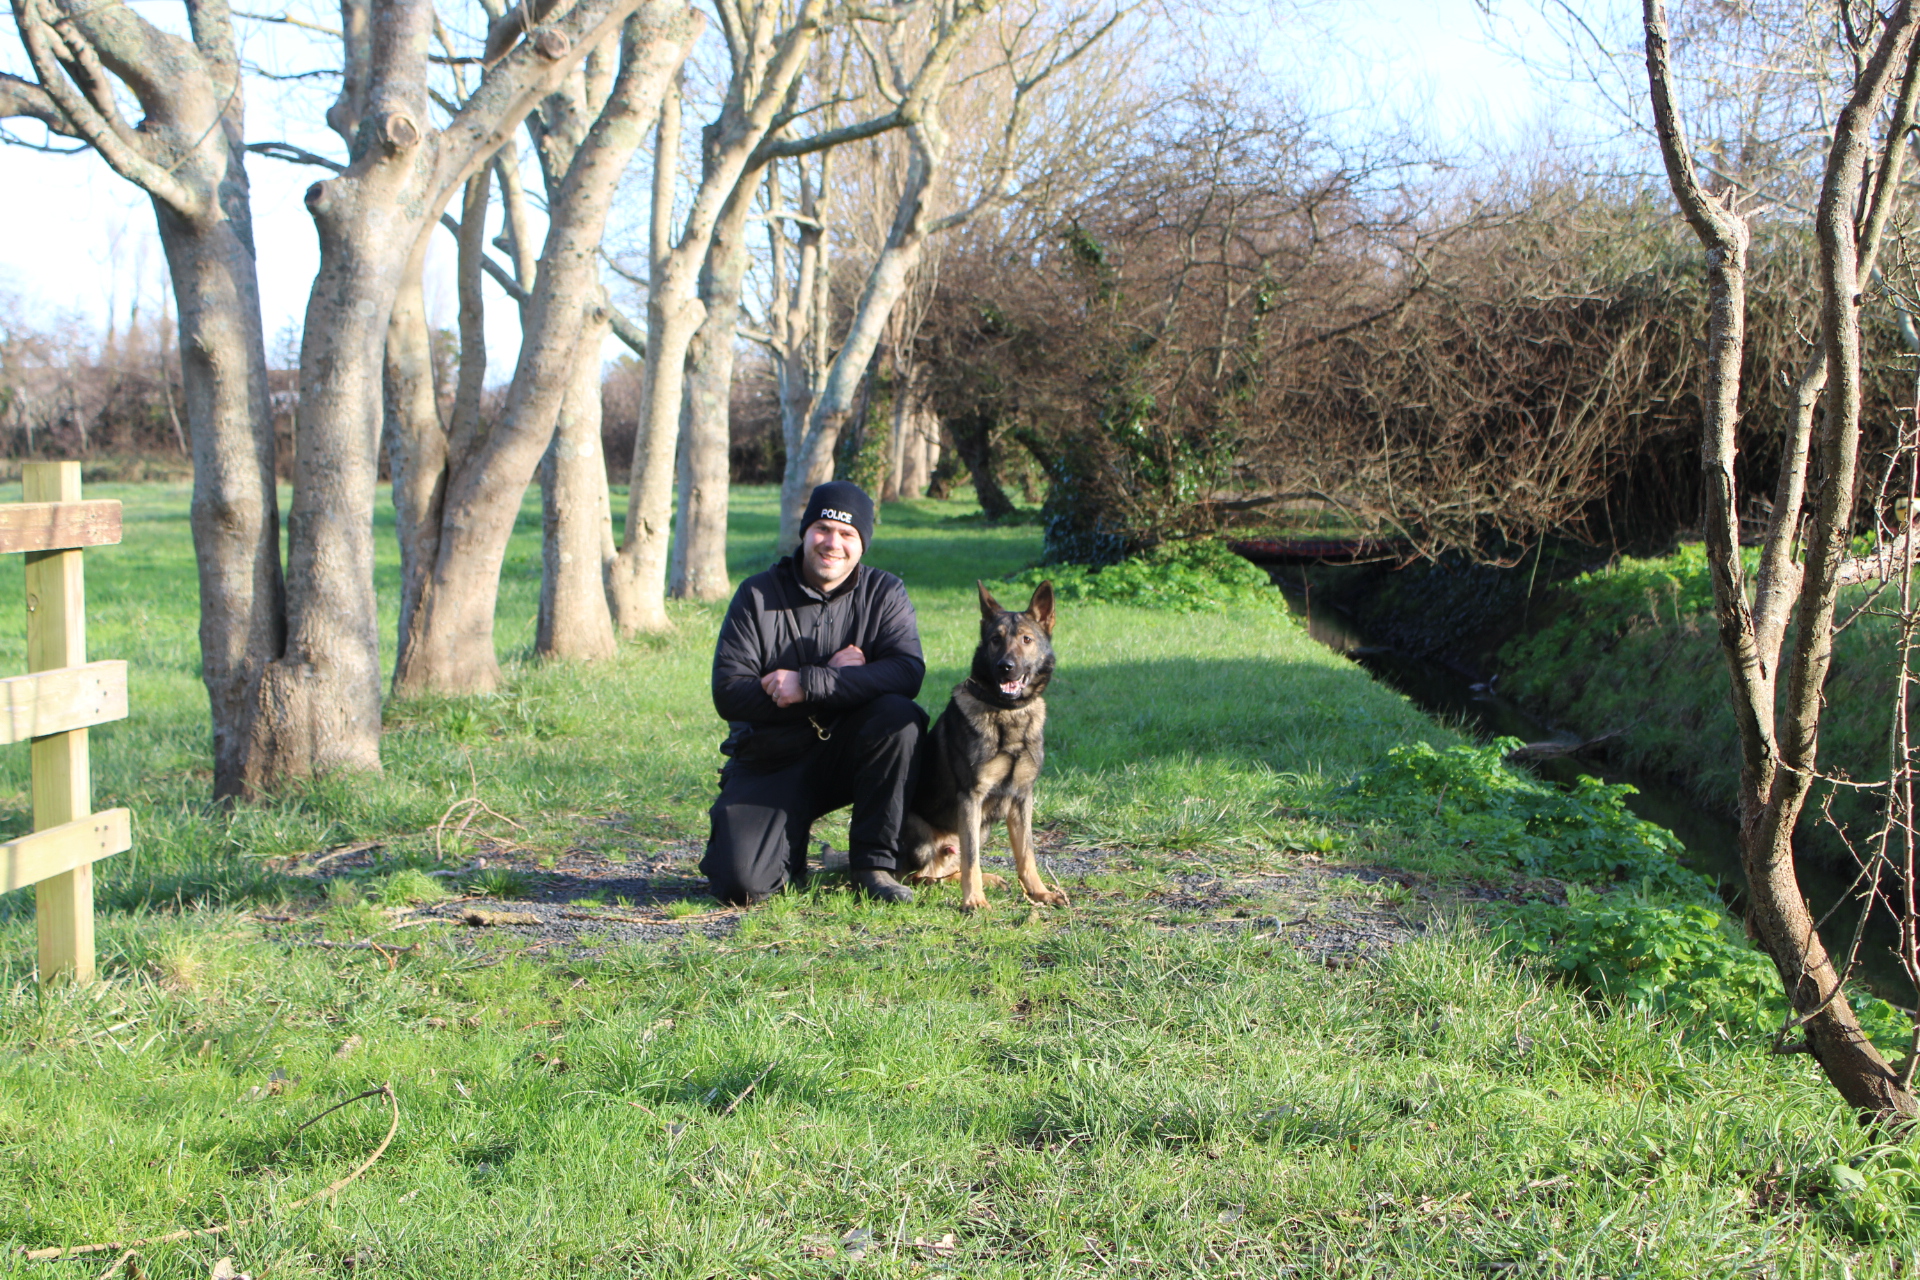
0;0;1633;378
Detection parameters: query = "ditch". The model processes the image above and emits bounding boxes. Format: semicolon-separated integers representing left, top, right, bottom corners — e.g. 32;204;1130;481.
1272;576;1915;1002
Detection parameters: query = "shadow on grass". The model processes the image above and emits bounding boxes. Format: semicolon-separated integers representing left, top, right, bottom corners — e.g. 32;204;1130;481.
1021;654;1435;779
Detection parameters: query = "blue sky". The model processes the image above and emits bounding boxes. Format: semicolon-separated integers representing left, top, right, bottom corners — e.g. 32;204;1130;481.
0;0;1628;370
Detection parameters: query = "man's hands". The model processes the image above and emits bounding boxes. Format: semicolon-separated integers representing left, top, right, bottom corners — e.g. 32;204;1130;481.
760;669;804;707
760;647;863;709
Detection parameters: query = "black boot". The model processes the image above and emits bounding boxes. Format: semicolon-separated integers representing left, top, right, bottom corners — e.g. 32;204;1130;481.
854;868;914;904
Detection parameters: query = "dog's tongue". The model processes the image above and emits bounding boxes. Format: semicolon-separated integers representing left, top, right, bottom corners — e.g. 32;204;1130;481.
999;678;1025;697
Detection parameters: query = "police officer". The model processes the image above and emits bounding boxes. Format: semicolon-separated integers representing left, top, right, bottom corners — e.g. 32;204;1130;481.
701;481;927;905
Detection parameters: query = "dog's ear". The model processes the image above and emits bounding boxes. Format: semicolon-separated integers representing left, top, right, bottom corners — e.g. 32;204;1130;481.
977;580;1005;620
1026;580;1055;635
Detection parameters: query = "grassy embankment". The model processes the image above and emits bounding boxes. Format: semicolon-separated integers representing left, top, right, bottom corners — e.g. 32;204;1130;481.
1499;544;1899;829
0;487;1915;1274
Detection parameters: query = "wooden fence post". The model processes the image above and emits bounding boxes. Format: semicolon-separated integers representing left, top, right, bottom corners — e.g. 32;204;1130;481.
0;461;136;986
27;463;94;983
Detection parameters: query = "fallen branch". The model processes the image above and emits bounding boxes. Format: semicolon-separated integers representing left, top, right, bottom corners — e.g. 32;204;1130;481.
282;940;423;954
23;1084;399;1261
433;796;527;860
1504;729;1627;762
560;907;736;926
719;1060;779;1117
266;841;385;874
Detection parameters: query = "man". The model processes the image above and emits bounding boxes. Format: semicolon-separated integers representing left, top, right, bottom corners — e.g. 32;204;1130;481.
703;480;927;906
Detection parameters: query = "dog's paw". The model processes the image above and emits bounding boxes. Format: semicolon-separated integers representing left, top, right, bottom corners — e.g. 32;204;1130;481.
981;872;1008;889
1029;887;1070;908
960;893;990;913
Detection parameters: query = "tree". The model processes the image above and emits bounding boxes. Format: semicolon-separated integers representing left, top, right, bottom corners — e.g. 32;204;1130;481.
5;0;658;785
605;0;830;634
1644;0;1920;1121
2;0;283;799
389;1;701;694
773;0;1133;545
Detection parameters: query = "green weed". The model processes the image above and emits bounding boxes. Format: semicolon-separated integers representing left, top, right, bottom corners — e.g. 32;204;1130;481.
1336;736;1710;893
376;868;451;906
470;867;533;900
997;535;1286;612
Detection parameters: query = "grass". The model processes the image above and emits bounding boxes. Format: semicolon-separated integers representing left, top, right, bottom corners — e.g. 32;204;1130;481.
0;484;1915;1273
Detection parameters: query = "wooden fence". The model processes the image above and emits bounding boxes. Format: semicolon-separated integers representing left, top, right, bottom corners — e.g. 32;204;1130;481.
0;462;131;984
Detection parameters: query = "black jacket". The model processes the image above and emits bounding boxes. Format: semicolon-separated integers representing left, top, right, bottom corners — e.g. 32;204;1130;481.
712;557;925;759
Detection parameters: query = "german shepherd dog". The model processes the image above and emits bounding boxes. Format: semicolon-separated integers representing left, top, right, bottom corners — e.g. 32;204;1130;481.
898;581;1069;911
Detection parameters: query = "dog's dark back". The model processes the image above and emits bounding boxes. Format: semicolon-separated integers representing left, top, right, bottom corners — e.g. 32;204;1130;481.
900;582;1056;873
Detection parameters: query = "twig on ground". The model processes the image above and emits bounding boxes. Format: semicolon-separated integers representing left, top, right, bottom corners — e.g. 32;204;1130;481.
267;841;384;874
720;1060;780;1118
433;795;527;859
92;1249;141;1280
22;1085;399;1261
560;907;735;926
283;940;422;955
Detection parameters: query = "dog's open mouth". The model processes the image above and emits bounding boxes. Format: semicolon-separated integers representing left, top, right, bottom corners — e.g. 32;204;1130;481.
998;676;1029;698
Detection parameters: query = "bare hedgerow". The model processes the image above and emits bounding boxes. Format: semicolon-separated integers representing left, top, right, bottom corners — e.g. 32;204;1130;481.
918;113;1914;563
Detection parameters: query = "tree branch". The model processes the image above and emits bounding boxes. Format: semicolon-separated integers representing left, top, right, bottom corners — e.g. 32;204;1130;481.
609;302;647;357
247;139;347;171
437;0;652;197
0;71;77;136
16;0;204;215
230;8;344;37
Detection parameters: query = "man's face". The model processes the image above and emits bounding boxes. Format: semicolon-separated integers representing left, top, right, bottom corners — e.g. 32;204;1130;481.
801;518;863;591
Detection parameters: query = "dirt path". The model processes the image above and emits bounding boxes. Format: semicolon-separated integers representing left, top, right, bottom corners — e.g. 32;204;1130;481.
254;829;1485;966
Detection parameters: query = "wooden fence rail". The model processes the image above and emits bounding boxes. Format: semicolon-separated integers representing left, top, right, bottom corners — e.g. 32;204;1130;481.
0;463;131;984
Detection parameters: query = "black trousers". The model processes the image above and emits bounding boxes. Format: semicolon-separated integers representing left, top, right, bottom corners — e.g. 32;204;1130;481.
701;693;928;904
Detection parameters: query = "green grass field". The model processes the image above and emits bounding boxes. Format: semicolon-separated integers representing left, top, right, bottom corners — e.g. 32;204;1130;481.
0;485;1913;1275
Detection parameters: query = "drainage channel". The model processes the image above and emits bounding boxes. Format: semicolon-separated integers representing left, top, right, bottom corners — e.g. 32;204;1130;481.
1275;581;1913;1003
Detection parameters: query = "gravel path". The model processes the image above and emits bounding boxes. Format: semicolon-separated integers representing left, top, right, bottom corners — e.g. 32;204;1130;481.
257;832;1495;965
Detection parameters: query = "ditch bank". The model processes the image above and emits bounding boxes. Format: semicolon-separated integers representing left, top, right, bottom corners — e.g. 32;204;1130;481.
1253;544;1910;996
1269;544;1899;840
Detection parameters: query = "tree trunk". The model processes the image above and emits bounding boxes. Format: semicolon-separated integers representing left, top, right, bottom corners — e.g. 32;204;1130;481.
894;357;937;499
384;235;450;690
394;4;697;694
780;127;937;544
6;0;286;800
538;300;619;660
882;336;909;503
949;411;1015;518
672;162;762;601
251;0;652;775
157;175;285;802
611;294;704;632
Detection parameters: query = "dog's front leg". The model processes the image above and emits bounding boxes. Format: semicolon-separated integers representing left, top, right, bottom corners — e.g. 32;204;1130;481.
958;795;989;912
1008;792;1067;907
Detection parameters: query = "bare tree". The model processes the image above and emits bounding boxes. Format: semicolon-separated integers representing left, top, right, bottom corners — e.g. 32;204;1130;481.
2;0;283;799
604;0;830;634
775;0;1131;544
390;2;700;694
1645;0;1920;1121
246;0;659;776
668;12;961;599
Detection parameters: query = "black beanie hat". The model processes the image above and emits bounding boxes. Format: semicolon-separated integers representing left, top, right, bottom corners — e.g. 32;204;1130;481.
801;481;875;549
